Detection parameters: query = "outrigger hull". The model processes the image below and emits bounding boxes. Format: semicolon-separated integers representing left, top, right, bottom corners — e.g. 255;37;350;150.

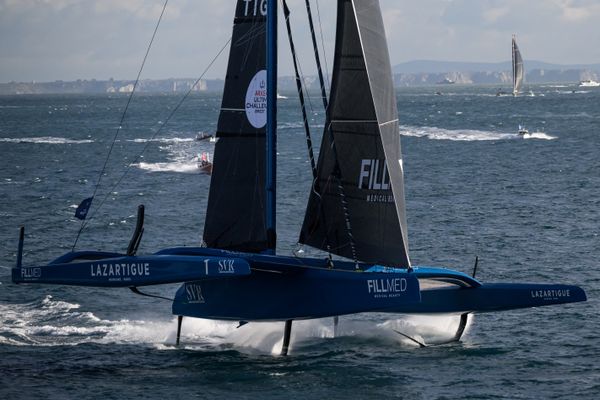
387;282;586;314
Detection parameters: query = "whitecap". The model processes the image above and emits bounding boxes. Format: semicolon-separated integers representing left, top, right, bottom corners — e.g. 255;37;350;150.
522;132;557;140
0;136;93;144
128;137;194;144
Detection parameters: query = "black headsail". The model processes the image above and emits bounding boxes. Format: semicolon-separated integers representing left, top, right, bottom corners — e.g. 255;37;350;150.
203;0;268;252
299;0;410;268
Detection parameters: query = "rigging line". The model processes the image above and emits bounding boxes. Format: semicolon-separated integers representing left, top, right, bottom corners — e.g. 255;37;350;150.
313;0;330;90
282;0;317;179
72;0;170;251
305;0;329;110
291;38;316;114
280;4;315;115
74;36;232;249
326;120;359;268
284;0;333;259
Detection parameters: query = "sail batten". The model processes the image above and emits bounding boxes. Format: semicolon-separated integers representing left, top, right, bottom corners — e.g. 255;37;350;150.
300;0;410;268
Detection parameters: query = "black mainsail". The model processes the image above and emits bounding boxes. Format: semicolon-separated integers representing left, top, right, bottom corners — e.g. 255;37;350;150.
512;34;524;96
300;0;410;268
203;1;268;252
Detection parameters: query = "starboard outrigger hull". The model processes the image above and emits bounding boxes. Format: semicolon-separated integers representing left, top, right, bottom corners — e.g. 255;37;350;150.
370;266;587;314
389;282;586;314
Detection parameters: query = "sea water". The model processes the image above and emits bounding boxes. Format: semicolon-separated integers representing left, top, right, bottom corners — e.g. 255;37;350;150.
1;85;599;399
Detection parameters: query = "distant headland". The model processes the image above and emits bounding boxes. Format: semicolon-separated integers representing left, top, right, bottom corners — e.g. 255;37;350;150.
1;60;598;94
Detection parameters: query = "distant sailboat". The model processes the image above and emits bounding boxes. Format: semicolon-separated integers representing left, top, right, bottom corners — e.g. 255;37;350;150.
512;34;524;96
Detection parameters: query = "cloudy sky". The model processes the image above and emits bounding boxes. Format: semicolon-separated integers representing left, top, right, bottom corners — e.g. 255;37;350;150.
1;0;599;82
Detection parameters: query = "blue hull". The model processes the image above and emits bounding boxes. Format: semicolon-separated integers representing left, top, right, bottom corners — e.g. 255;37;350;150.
172;268;420;321
12;246;586;321
161;247;420;320
12;251;252;287
387;282;587;314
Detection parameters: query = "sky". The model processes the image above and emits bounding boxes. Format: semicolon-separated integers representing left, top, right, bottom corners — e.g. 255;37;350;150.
1;0;599;82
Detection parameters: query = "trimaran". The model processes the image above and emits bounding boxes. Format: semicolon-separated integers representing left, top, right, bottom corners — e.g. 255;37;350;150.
12;0;586;355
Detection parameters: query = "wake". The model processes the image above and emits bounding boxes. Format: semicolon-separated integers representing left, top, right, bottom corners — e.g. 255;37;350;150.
0;296;471;354
401;125;557;141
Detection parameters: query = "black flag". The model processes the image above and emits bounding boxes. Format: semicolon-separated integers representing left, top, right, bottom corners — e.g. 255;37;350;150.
75;197;93;220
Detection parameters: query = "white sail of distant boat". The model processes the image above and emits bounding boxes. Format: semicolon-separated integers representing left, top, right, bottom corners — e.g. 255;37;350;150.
512;34;524;96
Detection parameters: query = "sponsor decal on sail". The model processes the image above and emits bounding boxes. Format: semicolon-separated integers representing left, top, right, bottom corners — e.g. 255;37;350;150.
245;70;267;128
242;0;266;16
358;159;394;203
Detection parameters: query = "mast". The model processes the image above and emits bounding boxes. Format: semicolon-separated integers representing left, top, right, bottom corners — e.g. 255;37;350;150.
266;0;277;254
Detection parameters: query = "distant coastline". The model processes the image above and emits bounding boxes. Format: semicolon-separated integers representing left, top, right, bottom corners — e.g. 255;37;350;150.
2;60;598;94
392;60;600;87
0;78;225;95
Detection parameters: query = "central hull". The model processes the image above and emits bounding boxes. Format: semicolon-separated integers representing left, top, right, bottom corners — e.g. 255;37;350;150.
164;248;586;321
166;248;420;321
172;267;420;321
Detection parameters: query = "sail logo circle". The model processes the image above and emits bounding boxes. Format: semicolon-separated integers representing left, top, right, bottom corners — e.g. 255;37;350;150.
245;69;267;128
